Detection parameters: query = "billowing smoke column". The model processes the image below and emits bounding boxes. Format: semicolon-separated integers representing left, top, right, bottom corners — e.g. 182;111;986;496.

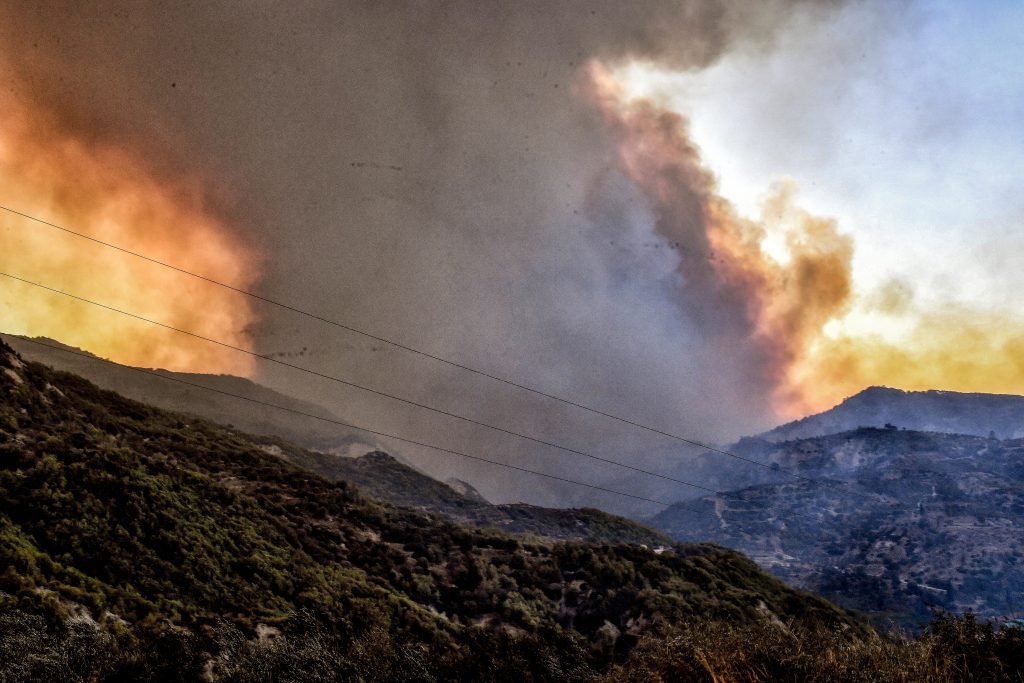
0;79;259;374
586;61;1024;415
0;1;838;446
587;63;854;416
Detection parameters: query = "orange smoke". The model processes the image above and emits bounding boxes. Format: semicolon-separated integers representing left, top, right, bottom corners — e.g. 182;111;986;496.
587;62;1024;417
587;62;854;417
795;308;1024;410
0;91;259;374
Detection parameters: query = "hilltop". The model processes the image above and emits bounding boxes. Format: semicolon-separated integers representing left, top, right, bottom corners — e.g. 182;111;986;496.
554;386;1024;517
0;333;371;454
762;386;1024;443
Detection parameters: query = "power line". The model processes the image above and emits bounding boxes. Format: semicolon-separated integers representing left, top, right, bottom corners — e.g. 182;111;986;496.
0;270;732;499
0;226;875;509
4;339;991;596
0;203;810;481
0;271;854;520
7;334;696;511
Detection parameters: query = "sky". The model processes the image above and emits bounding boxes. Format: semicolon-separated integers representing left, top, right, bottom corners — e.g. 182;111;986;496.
621;0;1024;311
0;1;1022;510
608;0;1024;411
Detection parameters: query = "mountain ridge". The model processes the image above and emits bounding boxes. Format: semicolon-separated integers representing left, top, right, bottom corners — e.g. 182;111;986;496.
0;333;378;455
761;385;1024;443
2;333;693;544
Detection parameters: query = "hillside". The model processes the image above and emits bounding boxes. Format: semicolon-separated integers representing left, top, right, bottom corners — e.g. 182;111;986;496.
762;386;1024;442
0;333;373;453
651;427;1024;628
626;384;1024;523
275;443;671;546
0;339;864;679
2;333;671;545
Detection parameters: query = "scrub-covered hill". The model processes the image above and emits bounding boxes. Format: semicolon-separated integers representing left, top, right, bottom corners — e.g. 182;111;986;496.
279;444;672;545
0;339;864;680
652;427;1024;628
0;333;677;546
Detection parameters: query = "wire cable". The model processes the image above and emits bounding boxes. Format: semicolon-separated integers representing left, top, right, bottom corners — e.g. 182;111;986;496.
0;269;736;498
0;265;873;510
0;203;817;481
7;334;703;511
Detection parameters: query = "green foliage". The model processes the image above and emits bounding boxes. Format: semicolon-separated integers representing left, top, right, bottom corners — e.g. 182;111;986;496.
0;340;918;679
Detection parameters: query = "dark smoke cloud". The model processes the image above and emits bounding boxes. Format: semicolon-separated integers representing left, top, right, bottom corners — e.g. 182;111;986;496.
0;0;845;513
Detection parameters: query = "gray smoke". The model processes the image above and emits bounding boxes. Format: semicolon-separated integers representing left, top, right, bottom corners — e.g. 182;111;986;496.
0;0;847;514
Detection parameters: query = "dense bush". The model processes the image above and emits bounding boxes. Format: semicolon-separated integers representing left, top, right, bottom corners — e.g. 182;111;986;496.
0;343;854;653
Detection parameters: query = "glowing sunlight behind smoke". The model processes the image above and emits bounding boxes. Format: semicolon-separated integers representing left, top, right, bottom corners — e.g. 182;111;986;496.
588;62;854;416
594;61;1024;416
0;94;259;374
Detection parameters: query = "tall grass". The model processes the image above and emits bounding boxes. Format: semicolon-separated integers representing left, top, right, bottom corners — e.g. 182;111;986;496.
1;608;1021;682
605;613;1024;683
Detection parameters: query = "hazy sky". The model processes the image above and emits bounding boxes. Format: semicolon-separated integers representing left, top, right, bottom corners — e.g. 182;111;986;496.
1;1;1022;510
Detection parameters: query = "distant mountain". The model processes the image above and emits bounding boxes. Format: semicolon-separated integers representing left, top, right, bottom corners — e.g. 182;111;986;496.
650;427;1024;628
0;338;859;678
602;386;1024;518
761;386;1024;442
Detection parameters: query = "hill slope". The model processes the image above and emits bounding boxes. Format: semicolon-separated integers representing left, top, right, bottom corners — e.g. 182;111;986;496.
650;428;1024;627
591;383;1024;510
3;333;670;544
0;338;860;678
0;333;372;454
278;445;671;545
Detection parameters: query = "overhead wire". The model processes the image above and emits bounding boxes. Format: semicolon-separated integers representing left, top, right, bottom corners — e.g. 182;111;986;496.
0;269;733;499
0;205;881;508
6;335;703;511
0;269;863;519
0;203;818;483
0;222;878;506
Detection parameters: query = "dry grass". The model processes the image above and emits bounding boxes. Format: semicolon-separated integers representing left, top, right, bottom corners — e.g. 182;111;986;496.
604;614;1024;683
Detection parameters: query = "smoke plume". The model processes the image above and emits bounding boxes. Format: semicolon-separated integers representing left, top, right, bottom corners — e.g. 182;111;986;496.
587;63;855;416
0;1;898;509
0;70;259;374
